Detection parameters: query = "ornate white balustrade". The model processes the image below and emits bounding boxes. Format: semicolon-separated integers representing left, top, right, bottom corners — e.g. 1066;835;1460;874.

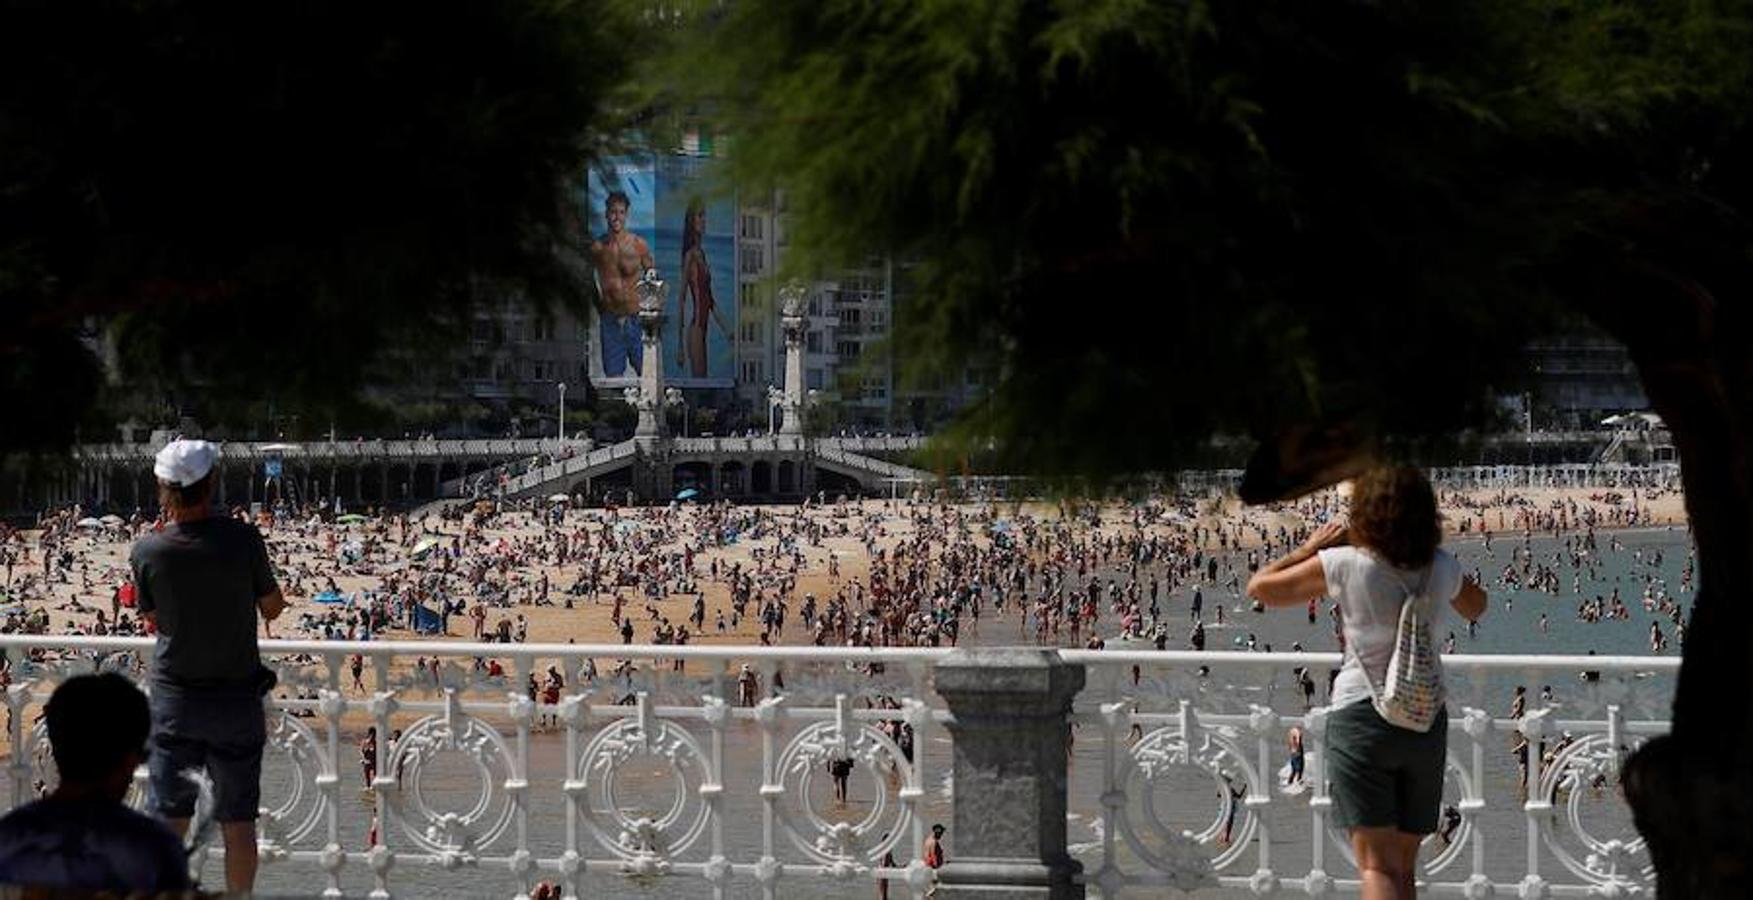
0;638;1672;898
1060;650;1673;898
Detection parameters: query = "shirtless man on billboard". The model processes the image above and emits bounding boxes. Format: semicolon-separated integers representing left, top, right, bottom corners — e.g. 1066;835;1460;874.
590;190;654;377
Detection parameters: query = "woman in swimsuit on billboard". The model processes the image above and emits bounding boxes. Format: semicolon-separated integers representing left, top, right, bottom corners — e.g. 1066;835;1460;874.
679;197;733;378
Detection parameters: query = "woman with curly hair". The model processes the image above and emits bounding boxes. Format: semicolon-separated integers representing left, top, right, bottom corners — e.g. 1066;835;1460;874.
1248;465;1486;900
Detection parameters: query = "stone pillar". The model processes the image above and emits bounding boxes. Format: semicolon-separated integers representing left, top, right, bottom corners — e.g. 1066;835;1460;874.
633;269;668;444
932;649;1085;899
778;282;807;438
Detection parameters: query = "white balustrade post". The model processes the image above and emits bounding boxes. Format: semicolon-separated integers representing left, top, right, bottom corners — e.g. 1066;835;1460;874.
369;653;395;899
509;656;534;897
320;652;347;896
6;685;28;808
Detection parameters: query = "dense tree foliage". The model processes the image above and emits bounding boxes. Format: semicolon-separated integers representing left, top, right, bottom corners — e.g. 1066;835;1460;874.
0;0;637;450
659;2;1753;893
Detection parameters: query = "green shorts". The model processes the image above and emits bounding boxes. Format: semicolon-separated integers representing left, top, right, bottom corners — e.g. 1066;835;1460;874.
1325;701;1448;834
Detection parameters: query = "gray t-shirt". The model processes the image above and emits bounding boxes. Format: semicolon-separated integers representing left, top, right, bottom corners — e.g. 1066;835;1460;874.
1319;545;1461;710
129;517;277;687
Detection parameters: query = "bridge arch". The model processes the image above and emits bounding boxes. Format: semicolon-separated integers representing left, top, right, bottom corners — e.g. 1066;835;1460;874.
751;460;773;495
719;461;746;497
672;461;712;497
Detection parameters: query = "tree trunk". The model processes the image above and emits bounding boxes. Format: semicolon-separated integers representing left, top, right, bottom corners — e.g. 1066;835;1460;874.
1609;294;1753;898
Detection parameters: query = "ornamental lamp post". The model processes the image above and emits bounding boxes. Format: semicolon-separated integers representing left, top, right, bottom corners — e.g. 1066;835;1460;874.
557;382;567;443
765;384;783;435
665;386;688;437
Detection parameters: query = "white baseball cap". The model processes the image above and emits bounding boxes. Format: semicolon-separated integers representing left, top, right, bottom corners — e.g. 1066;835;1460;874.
154;439;218;487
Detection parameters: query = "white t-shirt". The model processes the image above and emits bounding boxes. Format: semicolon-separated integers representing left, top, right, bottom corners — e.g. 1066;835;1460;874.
1319;545;1462;710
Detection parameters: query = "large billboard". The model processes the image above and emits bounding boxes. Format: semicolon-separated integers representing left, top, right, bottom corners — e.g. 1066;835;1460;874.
581;151;737;389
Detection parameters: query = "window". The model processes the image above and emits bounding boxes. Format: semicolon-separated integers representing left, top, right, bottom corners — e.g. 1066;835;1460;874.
740;244;764;274
741;322;761;343
741;361;760;383
807;368;825;390
838;340;860;360
739;215;764;240
531;361;548;381
806;330;822;353
807;295;823;316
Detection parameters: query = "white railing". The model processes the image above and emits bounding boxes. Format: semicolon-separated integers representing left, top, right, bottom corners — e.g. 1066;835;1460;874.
1060;650;1673;898
0;639;1671;898
2;638;944;899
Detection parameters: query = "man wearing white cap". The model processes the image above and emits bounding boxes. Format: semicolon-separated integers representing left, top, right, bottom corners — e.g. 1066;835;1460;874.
128;439;288;893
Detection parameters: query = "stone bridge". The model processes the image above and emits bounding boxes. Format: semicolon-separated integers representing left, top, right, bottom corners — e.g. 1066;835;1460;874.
447;434;932;504
25;434;931;514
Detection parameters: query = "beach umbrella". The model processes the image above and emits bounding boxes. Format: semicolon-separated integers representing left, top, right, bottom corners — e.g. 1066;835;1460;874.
335;513;369;524
675;487;700;501
76;517;103;528
548;493;570;503
313;591;347;605
412;537;442;559
100;514;125;526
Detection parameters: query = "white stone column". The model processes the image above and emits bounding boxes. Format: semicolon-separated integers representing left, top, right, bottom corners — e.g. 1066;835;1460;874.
778;282;807;438
633;269;669;443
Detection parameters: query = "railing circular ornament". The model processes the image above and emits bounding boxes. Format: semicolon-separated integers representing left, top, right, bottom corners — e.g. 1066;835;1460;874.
574;709;712;868
258;707;331;852
381;709;517;859
1534;734;1653;890
774;719;911;868
1120;721;1250;880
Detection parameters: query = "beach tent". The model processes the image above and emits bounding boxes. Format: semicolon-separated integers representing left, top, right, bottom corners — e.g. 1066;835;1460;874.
411;604;443;635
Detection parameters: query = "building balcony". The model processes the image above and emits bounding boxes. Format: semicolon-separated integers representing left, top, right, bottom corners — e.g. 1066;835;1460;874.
0;638;1667;898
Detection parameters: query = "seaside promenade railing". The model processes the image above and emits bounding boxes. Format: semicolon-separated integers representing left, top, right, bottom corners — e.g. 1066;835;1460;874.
0;638;1670;898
